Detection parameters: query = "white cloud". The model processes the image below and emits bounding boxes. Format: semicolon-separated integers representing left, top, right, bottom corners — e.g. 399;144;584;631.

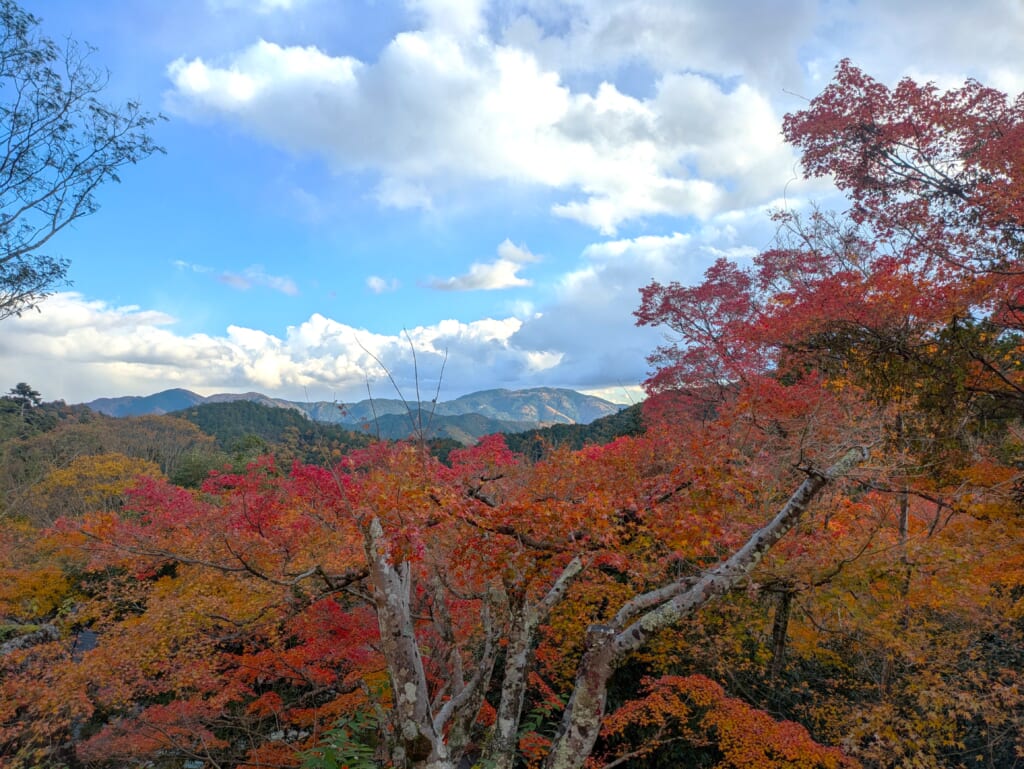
583;225;762;265
496;239;538;264
248;266;300;295
429;261;530;291
219;272;253;291
160;0;1024;237
510;209;777;388
578;384;646;406
0;293;567;403
582;231;691;263
172;260;213;274
507;1;1024;100
405;0;487;38
21;0;1024;412
813;0;1024;93
165;21;797;233
429;239;539;291
1;204;779;404
167;40;361;114
374;178;434;210
501;0;816;88
367;275;400;294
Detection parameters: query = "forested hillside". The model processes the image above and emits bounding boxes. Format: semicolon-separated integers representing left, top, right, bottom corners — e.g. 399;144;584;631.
173;400;374;464
2;61;1024;769
87;387;622;437
503;402;644;456
0;390;214;524
339;408;538;443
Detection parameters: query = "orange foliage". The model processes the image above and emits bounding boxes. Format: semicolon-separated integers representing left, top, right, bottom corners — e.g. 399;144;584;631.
597;675;859;769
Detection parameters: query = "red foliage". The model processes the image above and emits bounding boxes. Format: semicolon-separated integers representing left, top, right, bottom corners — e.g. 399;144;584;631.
597;675;860;769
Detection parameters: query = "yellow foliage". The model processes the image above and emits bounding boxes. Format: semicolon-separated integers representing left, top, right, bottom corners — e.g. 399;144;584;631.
0;519;76;619
22;452;163;524
0;563;70;619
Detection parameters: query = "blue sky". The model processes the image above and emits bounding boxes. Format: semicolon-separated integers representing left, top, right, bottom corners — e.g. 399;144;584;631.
3;0;1022;405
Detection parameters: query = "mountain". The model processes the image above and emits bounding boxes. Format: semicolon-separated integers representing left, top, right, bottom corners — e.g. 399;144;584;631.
86;387;622;431
86;388;206;417
346;409;537;443
324;387;620;426
441;388;617;424
202;391;305;412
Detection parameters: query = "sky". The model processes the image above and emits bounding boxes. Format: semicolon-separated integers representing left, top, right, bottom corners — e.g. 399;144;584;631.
2;0;1023;406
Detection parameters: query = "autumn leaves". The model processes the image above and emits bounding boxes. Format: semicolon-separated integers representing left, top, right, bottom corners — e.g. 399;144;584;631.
3;61;1024;768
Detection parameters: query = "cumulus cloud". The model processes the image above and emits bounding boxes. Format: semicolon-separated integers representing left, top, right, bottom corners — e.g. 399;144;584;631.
507;1;1024;98
406;0;488;38
161;0;1024;238
582;222;764;265
0;207;777;405
430;239;539;291
803;0;1024;93
16;0;1024;418
165;19;796;233
0;293;569;403
510;209;777;388
501;0;817;88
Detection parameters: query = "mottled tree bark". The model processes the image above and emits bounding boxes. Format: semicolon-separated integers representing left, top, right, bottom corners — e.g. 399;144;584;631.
365;516;454;769
485;557;583;769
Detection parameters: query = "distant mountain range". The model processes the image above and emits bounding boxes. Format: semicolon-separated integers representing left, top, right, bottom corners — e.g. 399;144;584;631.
83;387;623;442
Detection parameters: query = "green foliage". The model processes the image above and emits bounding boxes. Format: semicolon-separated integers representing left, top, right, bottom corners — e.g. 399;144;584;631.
504;402;643;457
0;0;163;319
342;408;536;444
5;383;41;409
168;447;228;488
0;386;91;445
174;400;373;465
0;410;211;520
301;711;379;769
426;436;464;465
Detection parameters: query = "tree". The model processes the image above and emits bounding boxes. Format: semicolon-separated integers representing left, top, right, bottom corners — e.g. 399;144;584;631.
3;382;39;417
0;0;163;319
21;451;163;524
0;382;56;447
19;57;1024;769
1;413;865;768
779;60;1024;410
635;61;1024;767
782;59;1024;278
0;413;214;519
5;382;39;407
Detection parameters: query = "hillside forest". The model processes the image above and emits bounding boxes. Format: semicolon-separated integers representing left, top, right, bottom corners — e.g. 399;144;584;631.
3;61;1024;769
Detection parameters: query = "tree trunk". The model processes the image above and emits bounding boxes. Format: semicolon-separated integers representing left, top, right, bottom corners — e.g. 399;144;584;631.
541;627;617;769
768;588;793;683
486;557;583;769
880;413;913;699
487;599;536;769
365;516;455;769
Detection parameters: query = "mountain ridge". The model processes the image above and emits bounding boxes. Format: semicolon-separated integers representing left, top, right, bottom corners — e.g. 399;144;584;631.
83;387;623;434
